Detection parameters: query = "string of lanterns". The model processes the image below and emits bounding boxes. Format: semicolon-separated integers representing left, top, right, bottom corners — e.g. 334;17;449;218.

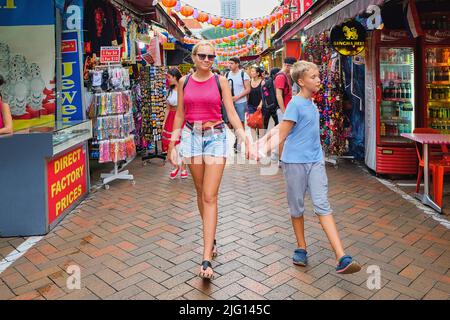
160;0;290;30
216;44;255;57
184;28;255;45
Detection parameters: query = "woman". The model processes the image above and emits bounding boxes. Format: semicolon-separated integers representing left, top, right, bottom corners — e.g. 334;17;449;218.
0;76;13;135
162;68;188;179
248;66;264;140
168;42;251;280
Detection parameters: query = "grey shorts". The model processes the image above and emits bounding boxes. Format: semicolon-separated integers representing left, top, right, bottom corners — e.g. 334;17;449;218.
282;161;332;218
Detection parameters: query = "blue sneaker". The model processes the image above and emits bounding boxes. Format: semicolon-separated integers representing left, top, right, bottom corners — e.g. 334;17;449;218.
292;248;307;266
336;255;361;274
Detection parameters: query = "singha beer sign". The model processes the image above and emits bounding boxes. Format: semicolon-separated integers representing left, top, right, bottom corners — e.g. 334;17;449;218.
330;20;366;56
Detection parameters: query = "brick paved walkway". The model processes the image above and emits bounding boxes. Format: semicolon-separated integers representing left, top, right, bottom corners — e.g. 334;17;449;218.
1;158;450;300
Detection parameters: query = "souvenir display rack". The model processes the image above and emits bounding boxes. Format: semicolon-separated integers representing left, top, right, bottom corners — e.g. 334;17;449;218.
88;64;136;188
141;65;168;164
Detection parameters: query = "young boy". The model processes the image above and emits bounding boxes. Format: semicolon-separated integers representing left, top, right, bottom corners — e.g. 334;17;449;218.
256;61;361;274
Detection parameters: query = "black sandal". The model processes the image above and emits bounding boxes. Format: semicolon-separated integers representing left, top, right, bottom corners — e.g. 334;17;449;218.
199;260;214;280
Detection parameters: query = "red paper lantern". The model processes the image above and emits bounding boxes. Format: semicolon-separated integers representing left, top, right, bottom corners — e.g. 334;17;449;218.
180;5;194;17
262;17;269;27
238;32;246;39
223;19;233;29
246;28;254;35
231;34;238;41
254;19;262;29
276;11;283;19
244;20;253;29
270;14;276;23
162;0;177;8
235;20;244;29
211;16;222;27
223;37;230;43
283;7;290;15
197;12;209;23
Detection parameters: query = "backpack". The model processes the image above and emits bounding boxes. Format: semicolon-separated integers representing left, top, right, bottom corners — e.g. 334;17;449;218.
261;76;279;112
225;70;245;97
274;71;291;98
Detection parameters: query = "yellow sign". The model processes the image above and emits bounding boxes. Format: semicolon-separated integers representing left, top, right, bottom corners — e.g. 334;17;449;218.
163;42;175;50
178;64;192;74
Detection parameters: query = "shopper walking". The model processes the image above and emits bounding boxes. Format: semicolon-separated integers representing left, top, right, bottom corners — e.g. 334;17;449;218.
256;61;362;274
248;66;264;140
167;41;251;280
224;57;251;153
261;67;281;131
162;67;188;179
274;57;296;162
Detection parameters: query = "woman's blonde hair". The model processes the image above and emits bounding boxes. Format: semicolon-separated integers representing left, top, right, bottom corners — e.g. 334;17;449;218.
192;41;216;56
290;60;319;85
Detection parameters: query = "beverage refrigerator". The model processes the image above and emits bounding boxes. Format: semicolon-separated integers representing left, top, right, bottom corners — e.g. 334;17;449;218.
420;29;450;132
374;30;418;175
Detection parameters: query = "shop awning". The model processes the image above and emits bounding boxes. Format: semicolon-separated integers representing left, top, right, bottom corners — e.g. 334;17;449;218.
303;0;385;36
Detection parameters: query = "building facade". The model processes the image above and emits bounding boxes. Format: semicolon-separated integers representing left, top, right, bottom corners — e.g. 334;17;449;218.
220;0;240;19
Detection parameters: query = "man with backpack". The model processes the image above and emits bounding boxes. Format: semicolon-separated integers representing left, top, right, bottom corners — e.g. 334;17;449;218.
272;57;296;163
224;57;251;153
275;57;296;118
261;67;280;130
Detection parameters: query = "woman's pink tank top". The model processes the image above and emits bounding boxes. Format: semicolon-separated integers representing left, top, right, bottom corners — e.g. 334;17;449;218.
183;75;222;123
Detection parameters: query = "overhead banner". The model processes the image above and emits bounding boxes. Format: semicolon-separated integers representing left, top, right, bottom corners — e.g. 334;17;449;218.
61;30;85;122
330;20;367;56
0;0;56;131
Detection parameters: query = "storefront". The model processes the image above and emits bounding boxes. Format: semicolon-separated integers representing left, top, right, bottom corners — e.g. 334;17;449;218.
0;0;92;236
0;0;190;236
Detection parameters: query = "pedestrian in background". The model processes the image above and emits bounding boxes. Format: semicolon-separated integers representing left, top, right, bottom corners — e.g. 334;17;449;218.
162;67;188;179
224;57;251;153
248;66;264;140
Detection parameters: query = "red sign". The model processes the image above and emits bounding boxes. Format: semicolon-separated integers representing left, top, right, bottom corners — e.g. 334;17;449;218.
381;30;410;42
47;146;87;225
62;40;77;53
425;30;450;44
100;46;121;63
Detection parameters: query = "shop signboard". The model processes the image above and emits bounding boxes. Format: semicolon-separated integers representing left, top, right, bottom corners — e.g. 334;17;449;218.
62;0;83;31
47;145;88;225
380;30;410;42
163;42;176;50
61;30;85;122
100;46;121;64
178;63;192;74
0;0;56;131
425;30;450;44
330;20;366;56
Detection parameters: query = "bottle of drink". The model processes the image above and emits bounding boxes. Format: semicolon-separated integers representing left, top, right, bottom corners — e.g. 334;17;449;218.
381;123;385;136
431;68;435;82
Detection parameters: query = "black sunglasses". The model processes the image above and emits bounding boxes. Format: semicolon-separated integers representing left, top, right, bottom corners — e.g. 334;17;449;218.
197;53;216;61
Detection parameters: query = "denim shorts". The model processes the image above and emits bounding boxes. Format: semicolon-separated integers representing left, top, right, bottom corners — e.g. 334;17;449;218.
223;101;247;123
282;161;332;217
180;122;228;158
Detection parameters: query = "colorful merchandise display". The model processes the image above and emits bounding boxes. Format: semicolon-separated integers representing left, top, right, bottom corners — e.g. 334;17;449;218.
304;33;346;156
141;66;167;143
88;67;136;164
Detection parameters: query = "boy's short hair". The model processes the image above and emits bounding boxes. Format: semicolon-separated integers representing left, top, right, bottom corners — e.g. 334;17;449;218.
291;60;319;85
229;57;240;65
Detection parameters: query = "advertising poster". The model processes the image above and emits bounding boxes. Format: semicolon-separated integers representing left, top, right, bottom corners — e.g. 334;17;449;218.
61;30;85;122
47;145;87;225
0;0;56;131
